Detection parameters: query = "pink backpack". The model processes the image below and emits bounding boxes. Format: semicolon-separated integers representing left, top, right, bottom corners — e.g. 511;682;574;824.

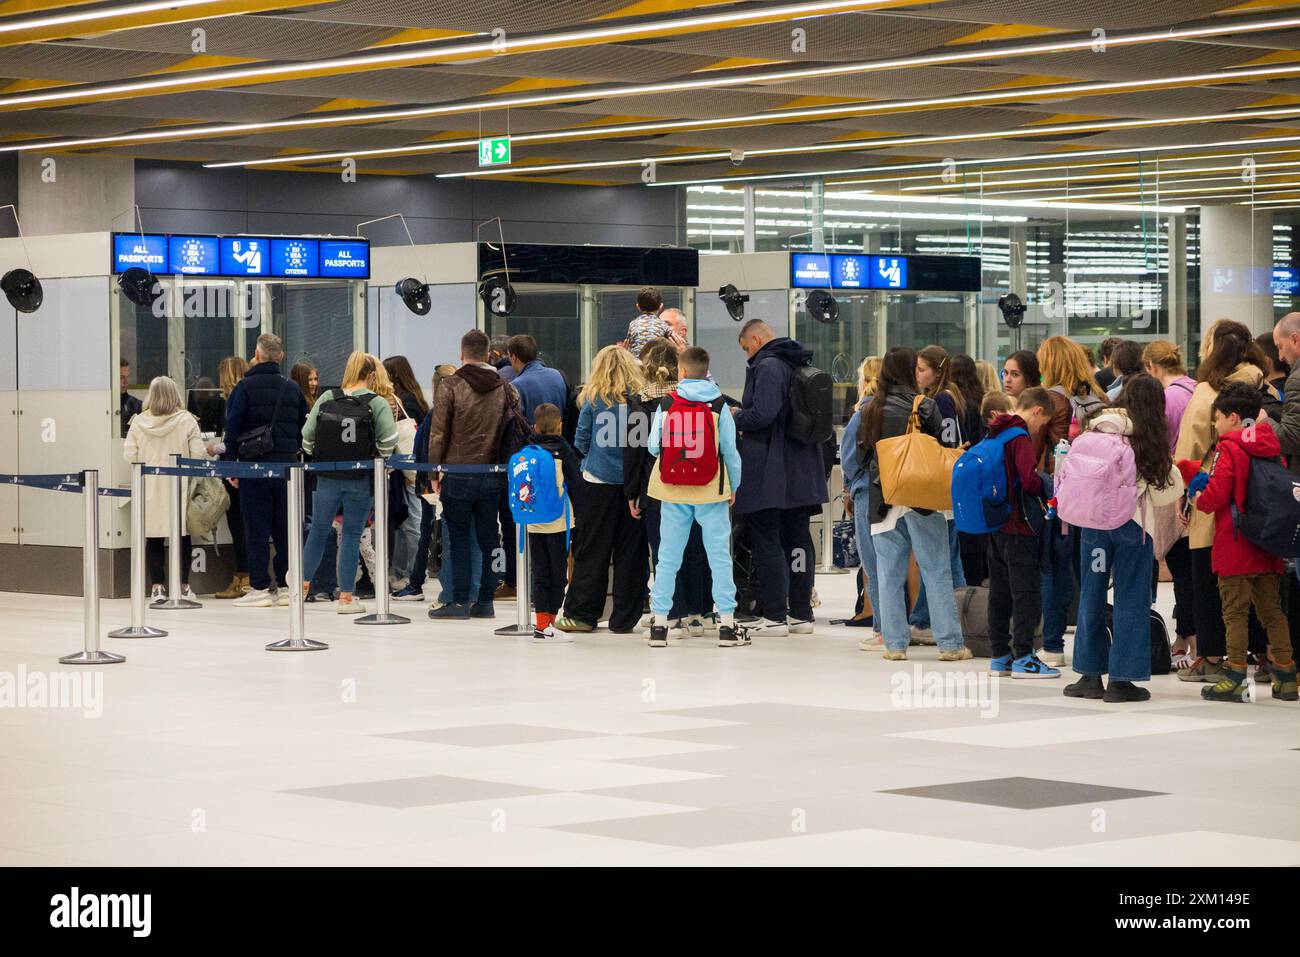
1054;423;1138;531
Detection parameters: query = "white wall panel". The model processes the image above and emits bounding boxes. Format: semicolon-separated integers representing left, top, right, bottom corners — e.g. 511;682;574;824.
17;276;111;391
369;283;475;390
17;390;113;547
0;392;16;545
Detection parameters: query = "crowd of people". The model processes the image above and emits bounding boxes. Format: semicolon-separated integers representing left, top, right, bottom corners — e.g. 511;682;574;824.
119;299;1300;704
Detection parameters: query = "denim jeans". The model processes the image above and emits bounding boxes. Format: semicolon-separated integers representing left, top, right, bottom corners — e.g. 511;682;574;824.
1074;520;1154;681
437;513;481;603
852;491;882;629
908;517;966;629
302;476;372;594
389;479;423;586
1040;518;1078;655
873;510;963;653
440;472;501;606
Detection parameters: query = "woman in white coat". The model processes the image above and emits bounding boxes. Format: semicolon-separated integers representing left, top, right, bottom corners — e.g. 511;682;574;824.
123;376;208;600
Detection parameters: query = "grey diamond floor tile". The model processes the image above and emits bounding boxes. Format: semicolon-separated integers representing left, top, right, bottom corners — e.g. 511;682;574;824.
286;775;552;808
881;776;1166;810
554;807;849;849
651;703;870;724
375;724;598;747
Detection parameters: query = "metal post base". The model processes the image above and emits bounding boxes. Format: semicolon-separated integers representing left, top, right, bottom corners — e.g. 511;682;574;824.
493;623;533;637
152;598;203;610
265;638;330;652
107;625;168;639
354;612;410;626
59;650;126;665
816;565;850;575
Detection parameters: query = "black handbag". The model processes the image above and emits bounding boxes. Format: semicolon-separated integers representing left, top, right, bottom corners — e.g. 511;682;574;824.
236;379;291;460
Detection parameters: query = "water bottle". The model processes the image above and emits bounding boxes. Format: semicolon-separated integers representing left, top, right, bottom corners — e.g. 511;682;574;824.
1053;439;1070;477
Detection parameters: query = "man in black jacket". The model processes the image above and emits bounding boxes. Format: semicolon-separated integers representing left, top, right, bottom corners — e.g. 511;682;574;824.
733;320;829;635
221;333;309;607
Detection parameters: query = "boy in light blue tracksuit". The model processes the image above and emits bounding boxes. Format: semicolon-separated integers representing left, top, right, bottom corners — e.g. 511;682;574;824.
645;347;746;649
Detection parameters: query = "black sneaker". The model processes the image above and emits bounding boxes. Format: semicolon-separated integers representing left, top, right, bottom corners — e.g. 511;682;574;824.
469;601;496;619
1104;680;1151;703
718;623;751;648
429;602;469;620
647;624;668;647
1063;675;1104;699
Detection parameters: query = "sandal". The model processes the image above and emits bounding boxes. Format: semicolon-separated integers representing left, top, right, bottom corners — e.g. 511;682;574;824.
554;617;596;634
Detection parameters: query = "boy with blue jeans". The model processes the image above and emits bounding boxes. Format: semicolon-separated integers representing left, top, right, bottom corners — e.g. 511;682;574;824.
645;347;746;648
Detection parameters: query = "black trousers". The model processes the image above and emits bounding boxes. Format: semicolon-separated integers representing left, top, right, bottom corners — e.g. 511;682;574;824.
146;535;191;588
240;476;289;590
988;532;1041;659
529;530;569;615
225;482;246;573
1190;546;1227;659
746;506;815;622
1163;536;1196;639
499;485;517;588
563;480;647;632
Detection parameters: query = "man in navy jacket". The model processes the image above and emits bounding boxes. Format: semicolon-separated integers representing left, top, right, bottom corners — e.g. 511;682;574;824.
221;333;309;606
507;335;568;423
733;320;829;635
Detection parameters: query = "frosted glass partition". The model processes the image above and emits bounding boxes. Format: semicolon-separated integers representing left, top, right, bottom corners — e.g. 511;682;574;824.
367;282;476;391
18;277;110;391
695;288;787;399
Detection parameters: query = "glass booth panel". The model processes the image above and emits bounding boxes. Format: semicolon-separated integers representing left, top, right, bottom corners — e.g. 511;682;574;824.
272;283;358;390
485;286;582;384
593;286;684;350
794;291;879;424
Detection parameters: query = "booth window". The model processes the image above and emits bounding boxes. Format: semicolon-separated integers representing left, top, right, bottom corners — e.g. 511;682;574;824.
272;283;355;389
487;287;581;384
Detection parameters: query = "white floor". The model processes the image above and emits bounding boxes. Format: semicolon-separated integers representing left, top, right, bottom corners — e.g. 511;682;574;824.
0;574;1296;867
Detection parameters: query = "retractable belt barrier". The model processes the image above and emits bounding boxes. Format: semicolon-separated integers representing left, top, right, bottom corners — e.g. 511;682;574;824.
1;472;130;497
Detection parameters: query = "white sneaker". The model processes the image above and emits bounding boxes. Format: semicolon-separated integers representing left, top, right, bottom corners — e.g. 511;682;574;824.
275;588;291;607
149;584;166;602
749;618;789;637
180;585;198;601
702;613;720;633
909;626;936;646
337;598;366;615
1039;650;1066;667
858;632;884;653
532;626;573;644
234;588;275;607
637;613;653;630
788;618;814;635
686;617;705;637
667;618;687;639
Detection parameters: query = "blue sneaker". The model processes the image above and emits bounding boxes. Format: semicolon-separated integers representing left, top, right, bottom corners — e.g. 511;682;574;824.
391;585;425;602
990;654;1013;677
1012;653;1061;679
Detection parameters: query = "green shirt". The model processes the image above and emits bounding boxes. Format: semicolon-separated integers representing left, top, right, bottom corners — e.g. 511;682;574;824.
301;387;399;457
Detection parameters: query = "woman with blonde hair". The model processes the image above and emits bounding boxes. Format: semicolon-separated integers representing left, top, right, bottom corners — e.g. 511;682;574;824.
299;351;399;615
975;359;1000;396
124;375;209;601
857;355;882;401
556;344;648;633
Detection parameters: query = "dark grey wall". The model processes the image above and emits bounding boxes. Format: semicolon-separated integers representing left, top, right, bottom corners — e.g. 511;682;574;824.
135;160;680;247
0;155;17;237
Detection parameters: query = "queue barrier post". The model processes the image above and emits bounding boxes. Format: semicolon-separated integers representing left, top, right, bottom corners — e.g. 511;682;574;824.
108;461;168;639
152;453;202;610
816;500;848;575
267;463;328;651
60;470;125;665
356;457;410;626
494;520;531;637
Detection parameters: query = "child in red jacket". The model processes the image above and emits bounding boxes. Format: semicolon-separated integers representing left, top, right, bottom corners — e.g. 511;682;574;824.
1188;382;1296;702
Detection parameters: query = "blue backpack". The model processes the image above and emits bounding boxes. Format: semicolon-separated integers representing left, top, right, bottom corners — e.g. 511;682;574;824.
951;428;1027;534
507;444;569;549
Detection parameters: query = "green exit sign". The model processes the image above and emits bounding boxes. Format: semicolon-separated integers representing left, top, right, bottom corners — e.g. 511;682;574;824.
478;136;511;167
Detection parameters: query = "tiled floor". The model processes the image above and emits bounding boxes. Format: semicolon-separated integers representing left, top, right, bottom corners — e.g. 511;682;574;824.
1;575;1296;867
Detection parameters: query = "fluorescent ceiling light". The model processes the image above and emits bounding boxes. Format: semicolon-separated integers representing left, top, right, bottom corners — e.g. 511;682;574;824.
907;157;1300;193
0;0;224;33
6;10;1300;153
439;106;1300;180
202;62;1300;170
0;0;895;110
1045;182;1300;202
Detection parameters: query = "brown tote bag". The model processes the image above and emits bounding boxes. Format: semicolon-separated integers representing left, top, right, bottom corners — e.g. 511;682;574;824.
874;395;963;512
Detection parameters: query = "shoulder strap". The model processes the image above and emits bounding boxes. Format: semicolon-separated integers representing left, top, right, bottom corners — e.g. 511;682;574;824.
1173;381;1194;395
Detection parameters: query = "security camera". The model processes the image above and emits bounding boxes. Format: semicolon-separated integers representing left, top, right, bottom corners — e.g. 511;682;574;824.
730;149;745;166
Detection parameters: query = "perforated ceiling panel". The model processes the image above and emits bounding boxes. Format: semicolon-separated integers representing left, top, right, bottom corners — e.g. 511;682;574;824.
909;0;1241;30
65;16;394;60
285;0;633;30
0;44;192;82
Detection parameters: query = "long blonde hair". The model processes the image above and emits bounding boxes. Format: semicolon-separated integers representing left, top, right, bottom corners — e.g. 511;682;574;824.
975;360;1000;394
341;351;381;391
580;345;643;407
1037;336;1105;400
218;356;248;398
857;355;881;400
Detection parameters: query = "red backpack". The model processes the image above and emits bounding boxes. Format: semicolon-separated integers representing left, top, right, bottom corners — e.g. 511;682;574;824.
658;393;726;491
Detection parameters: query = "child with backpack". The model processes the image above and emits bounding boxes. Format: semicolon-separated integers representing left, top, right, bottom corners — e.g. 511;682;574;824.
644;347;746;649
1059;374;1184;702
509;403;582;644
979;387;1058;678
1187;382;1297;702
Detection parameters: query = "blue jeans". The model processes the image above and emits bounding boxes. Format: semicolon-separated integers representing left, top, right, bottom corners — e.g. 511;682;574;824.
650;500;736;617
908;517;966;629
1040;518;1078;655
302;476;372;594
852;491;882;628
440;472;500;606
873;510;964;653
437;513;481;603
389;480;422;585
1074;520;1154;681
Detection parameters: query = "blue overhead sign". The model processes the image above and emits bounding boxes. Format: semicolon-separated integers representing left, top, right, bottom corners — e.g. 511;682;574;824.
789;252;978;292
832;254;868;289
872;256;907;290
110;232;369;279
1274;267;1299;296
113;234;168;273
790;253;831;288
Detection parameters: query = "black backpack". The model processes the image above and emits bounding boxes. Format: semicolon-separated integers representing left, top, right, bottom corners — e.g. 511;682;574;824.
787;363;834;444
313;390;377;478
1105;606;1172;676
1232;455;1300;558
496;388;535;465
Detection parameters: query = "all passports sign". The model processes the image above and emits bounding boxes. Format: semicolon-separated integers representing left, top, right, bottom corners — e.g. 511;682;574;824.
478;135;511;167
